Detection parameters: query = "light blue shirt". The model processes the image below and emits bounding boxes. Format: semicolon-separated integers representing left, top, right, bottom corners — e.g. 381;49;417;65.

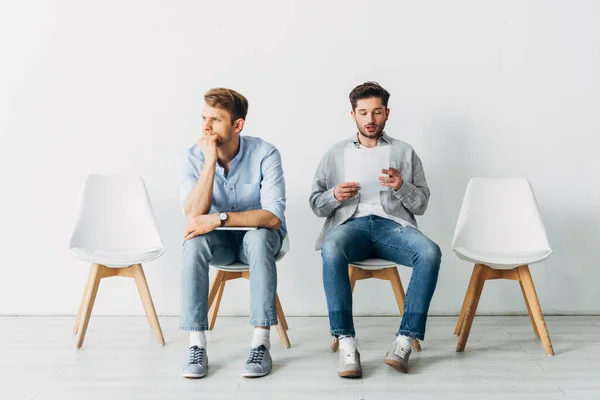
180;135;287;235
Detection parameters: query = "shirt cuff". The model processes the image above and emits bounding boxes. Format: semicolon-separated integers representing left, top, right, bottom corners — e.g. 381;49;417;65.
325;186;342;209
393;181;411;200
262;204;285;226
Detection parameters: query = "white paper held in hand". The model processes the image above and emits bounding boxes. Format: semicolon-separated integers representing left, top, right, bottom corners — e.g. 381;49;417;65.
344;146;390;195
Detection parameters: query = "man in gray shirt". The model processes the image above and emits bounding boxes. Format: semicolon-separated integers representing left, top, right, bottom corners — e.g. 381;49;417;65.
309;82;441;378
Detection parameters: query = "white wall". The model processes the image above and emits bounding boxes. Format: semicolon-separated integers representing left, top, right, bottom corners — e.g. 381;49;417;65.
1;0;599;317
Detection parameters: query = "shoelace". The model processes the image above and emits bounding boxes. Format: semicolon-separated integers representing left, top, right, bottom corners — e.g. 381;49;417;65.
188;346;205;365
246;345;266;364
393;340;411;358
340;347;358;364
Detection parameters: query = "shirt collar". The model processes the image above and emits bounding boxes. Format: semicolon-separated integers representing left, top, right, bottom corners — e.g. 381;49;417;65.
215;135;245;175
231;135;245;165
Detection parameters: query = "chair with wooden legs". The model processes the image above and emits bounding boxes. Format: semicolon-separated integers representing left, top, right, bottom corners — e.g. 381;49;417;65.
70;175;166;349
452;177;554;355
207;235;291;348
329;259;421;353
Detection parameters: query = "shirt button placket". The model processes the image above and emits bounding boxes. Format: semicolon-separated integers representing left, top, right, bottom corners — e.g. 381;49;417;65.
228;184;235;210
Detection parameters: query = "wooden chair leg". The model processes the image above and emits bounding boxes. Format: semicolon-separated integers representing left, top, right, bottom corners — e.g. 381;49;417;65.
456;264;486;352
410;338;422;351
517;265;554;355
74;267;95;334
330;336;339;352
208;279;226;330
275;323;291;348
76;264;103;349
387;267;406;315
519;279;540;337
207;270;226;310
273;294;291;348
348;265;358;292
276;294;288;331
455;266;479;336
131;264;165;346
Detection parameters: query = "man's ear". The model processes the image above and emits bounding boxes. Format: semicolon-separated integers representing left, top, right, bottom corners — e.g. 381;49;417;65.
234;118;245;133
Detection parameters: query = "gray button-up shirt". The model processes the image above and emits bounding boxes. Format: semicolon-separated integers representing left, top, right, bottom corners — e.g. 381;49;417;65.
309;132;430;249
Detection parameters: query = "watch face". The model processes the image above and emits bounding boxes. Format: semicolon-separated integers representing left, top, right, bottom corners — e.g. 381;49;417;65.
219;213;227;220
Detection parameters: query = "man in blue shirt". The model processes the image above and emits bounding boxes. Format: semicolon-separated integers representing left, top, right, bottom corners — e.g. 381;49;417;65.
180;88;286;379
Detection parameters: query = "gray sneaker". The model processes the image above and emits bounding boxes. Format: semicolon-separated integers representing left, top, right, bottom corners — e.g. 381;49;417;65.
241;345;272;378
338;346;362;378
182;346;208;378
384;336;412;373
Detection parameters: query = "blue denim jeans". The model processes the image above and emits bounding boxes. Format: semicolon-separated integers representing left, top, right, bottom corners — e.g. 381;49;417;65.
180;228;283;331
322;215;441;340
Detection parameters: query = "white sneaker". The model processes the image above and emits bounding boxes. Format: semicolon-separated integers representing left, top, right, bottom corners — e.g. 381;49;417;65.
384;336;412;373
337;338;362;378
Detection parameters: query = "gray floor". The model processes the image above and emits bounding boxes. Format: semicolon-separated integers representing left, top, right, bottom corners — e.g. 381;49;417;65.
1;315;599;399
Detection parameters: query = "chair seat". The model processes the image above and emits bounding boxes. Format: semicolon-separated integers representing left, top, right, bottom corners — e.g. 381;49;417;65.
453;247;552;269
212;251;287;272
350;258;406;270
70;247;164;267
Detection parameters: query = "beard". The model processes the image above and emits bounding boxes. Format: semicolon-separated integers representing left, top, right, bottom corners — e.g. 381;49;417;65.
215;134;230;147
357;122;385;140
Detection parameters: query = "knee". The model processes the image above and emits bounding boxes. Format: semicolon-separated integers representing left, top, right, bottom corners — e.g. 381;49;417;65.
243;228;274;256
183;231;219;259
419;241;442;268
322;233;351;264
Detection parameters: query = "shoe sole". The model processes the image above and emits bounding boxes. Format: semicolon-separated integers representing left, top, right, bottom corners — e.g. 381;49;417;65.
241;370;270;378
182;372;207;379
338;370;362;378
384;353;407;373
242;369;271;378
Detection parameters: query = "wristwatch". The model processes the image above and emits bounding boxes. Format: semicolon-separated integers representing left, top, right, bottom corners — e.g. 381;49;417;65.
218;212;228;227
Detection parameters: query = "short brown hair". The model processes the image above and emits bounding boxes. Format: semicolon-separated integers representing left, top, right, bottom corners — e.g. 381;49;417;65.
349;81;390;110
204;88;249;122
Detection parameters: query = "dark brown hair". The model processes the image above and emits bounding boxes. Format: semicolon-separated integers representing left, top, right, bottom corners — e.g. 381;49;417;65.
349;81;390;110
204;88;249;122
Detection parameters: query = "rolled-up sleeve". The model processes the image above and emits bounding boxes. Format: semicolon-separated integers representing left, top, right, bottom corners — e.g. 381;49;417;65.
392;150;430;215
309;151;341;218
259;147;286;225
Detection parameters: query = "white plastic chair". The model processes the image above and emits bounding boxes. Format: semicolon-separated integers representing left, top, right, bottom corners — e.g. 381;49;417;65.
207;234;291;348
329;259;421;352
69;174;165;348
452;177;554;355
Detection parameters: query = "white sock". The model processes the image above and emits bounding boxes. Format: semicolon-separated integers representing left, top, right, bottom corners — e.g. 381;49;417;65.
189;331;207;349
339;335;357;352
395;334;412;346
251;328;271;350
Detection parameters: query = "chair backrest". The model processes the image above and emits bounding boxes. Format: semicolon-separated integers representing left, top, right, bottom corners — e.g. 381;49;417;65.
452;177;551;255
69;174;164;254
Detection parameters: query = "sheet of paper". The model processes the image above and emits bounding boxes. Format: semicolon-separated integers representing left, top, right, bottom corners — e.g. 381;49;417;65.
344;146;390;195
